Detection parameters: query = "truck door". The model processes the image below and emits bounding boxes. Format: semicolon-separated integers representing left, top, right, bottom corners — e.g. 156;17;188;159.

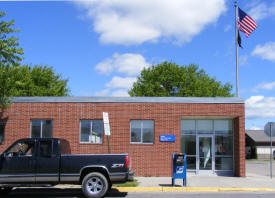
0;140;36;183
36;140;60;183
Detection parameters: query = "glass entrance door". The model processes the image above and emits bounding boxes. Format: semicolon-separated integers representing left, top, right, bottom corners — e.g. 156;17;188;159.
198;136;213;173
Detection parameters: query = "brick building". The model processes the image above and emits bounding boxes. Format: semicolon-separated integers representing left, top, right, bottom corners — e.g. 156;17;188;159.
0;97;245;177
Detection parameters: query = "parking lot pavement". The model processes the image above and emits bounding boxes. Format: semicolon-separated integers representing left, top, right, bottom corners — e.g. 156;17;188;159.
4;188;127;198
246;160;275;177
5;189;275;198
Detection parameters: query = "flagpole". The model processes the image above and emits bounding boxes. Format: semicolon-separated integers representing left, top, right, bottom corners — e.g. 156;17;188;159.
235;1;239;97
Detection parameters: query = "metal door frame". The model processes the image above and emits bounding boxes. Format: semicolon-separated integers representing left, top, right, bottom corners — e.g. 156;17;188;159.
196;135;214;174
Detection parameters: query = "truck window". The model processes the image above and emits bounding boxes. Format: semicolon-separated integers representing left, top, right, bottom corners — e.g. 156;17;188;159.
39;141;53;157
6;141;35;157
60;139;71;154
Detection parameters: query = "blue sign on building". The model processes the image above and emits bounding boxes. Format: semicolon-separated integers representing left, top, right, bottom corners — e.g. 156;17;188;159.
159;135;175;142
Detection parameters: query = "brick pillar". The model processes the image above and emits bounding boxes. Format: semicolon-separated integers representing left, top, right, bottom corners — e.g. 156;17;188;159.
234;116;246;177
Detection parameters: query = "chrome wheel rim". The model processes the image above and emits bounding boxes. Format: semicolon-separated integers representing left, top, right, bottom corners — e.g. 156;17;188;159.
86;176;104;195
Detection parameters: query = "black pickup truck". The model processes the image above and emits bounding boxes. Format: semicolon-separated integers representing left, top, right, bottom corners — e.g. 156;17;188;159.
0;138;134;198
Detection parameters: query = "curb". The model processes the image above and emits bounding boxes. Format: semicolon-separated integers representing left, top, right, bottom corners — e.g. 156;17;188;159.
114;187;275;192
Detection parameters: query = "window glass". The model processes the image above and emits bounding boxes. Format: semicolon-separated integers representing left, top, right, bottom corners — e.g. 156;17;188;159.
91;120;103;143
131;127;141;143
186;156;196;170
197;120;213;134
215;157;233;170
7;141;35;157
215;136;233;156
131;120;154;143
31;120;53;138
31;120;41;138
39;141;52;157
181;120;196;134
214;120;232;134
42;120;53;137
0;120;6;144
60;139;71;154
80;120;103;143
80;120;90;142
142;120;154;143
181;135;196;155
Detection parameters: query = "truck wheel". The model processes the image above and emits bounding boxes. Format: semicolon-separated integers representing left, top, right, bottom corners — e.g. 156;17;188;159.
0;187;13;196
82;172;109;198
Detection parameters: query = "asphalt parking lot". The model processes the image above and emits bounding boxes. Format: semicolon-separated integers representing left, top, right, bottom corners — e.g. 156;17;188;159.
246;160;275;177
2;188;127;198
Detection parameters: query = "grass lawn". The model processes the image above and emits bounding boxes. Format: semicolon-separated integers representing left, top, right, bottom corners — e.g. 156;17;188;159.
113;180;139;187
246;159;275;162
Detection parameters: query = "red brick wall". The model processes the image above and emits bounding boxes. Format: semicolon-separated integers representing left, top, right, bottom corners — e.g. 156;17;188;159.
0;102;245;177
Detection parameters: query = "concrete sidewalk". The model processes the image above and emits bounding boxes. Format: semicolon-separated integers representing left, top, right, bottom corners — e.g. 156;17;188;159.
113;173;275;192
135;161;275;189
136;174;275;188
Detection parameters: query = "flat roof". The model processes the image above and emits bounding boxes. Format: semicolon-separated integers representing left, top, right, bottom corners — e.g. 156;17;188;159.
11;97;245;104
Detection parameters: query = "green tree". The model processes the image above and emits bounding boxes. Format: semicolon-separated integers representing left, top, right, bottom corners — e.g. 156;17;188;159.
5;64;70;97
129;61;233;97
0;11;24;110
0;11;24;65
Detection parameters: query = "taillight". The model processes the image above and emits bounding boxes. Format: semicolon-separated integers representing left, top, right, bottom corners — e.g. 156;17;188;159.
125;155;130;169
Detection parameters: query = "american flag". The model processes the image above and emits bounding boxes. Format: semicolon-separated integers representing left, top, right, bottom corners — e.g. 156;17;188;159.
238;7;257;37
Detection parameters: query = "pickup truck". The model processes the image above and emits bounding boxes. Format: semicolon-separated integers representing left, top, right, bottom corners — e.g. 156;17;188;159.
0;138;134;198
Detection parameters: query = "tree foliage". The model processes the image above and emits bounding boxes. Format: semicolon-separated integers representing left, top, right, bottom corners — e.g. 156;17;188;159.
128;61;233;97
0;11;24;65
0;11;70;111
0;64;70;98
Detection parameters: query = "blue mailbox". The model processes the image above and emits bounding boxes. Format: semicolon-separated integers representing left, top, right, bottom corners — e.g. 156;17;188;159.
172;153;187;186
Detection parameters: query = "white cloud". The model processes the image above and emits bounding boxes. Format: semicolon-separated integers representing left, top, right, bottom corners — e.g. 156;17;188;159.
224;24;231;32
251;42;275;61
94;89;110;96
95;53;150;76
249;126;261;130
253;82;275;92
106;76;136;89
248;1;275;21
239;55;248;66
111;89;129;97
75;0;226;45
93;88;130;97
246;96;275;119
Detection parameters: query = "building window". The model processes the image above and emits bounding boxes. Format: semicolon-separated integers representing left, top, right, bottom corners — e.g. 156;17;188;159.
0;119;7;144
80;120;103;143
214;120;233;171
130;120;154;144
181;119;233;172
31;120;53;138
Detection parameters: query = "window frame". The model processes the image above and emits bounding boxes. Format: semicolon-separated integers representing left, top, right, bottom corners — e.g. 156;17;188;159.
30;119;53;138
130;120;154;144
79;119;104;144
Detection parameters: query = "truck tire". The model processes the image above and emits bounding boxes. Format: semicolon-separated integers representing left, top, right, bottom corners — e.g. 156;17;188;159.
0;187;13;196
82;172;109;198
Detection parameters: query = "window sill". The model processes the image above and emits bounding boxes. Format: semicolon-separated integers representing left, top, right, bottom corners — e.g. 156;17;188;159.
79;142;103;145
130;142;154;145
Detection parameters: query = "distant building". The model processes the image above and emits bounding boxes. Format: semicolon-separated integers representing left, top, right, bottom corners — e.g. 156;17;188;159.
246;130;275;159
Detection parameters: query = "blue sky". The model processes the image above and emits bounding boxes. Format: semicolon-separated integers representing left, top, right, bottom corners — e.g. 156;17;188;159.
1;0;275;130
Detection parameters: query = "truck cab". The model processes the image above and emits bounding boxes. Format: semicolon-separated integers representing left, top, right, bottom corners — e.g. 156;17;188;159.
0;138;133;198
